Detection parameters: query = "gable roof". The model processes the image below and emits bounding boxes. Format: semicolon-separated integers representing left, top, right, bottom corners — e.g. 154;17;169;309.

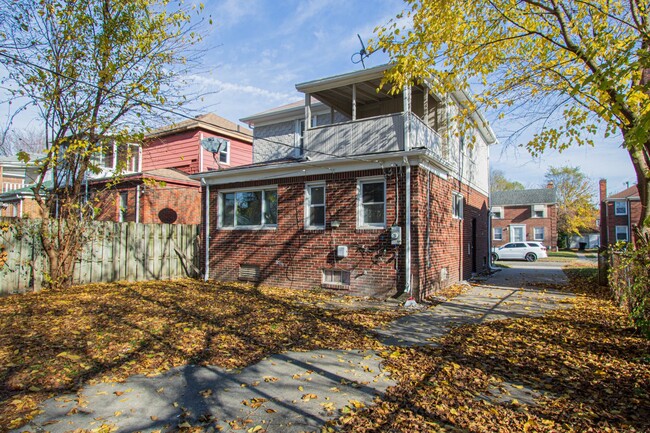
491;188;556;206
608;184;639;200
146;113;252;143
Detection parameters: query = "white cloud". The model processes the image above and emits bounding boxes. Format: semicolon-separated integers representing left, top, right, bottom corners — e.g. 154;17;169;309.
186;74;297;102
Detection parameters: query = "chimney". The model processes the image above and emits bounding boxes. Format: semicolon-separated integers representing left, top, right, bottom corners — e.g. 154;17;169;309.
546;181;554;189
599;179;607;202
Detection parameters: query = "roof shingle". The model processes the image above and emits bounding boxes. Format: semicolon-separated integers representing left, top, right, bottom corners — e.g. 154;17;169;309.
491;188;557;206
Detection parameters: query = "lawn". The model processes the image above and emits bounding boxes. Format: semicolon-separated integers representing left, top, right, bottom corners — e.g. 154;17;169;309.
0;280;408;431
332;266;650;433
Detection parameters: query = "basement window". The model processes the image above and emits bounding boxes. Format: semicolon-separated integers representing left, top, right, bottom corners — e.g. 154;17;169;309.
321;269;350;289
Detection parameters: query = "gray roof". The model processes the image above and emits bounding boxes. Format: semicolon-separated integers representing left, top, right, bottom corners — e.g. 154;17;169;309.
491;188;557;206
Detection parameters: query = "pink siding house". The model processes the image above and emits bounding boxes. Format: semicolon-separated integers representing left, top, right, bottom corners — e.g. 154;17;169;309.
91;113;252;224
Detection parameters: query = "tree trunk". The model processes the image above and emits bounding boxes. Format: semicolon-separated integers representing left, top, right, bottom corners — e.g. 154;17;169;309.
626;141;650;246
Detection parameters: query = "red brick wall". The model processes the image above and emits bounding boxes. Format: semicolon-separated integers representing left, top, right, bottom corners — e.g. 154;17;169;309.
601;200;642;245
411;167;488;299
206;165;488;299
93;182;201;224
491;204;558;249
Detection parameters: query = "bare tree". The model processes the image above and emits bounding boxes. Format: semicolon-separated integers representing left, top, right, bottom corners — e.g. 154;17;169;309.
0;0;206;287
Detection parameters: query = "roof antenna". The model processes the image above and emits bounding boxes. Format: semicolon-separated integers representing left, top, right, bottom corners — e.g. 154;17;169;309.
351;34;370;69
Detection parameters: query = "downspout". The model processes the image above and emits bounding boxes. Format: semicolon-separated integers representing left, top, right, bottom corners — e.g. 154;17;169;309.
135;184;140;224
203;179;210;281
403;85;412;294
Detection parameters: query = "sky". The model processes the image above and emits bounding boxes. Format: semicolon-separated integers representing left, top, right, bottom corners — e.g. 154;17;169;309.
2;0;638;198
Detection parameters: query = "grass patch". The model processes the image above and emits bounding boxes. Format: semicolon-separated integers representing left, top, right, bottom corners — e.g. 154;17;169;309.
548;250;578;259
0;280;407;431
333;264;650;432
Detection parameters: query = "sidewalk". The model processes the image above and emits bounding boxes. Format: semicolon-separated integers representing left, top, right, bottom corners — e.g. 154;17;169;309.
16;264;574;433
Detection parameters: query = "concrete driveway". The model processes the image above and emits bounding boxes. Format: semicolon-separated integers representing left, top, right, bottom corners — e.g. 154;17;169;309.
15;263;574;433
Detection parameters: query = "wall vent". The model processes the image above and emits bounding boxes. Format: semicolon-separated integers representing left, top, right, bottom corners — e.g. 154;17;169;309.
239;264;261;282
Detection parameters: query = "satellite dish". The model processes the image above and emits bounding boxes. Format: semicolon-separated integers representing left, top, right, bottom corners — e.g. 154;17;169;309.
351;34;370;69
200;137;228;153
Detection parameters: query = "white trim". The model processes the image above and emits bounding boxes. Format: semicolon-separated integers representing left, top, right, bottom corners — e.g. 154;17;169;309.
219;139;231;165
199;132;204;172
491;206;503;219
304;181;326;230
493;227;503;241
218;185;278;230
533;226;545;241
615;225;629;241
356;176;387;229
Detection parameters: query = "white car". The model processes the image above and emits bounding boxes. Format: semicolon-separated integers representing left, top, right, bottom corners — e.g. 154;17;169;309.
491;242;548;262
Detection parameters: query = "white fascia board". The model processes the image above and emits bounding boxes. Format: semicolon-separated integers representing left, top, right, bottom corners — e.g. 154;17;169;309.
192;150;447;186
451;90;498;145
240;101;330;127
295;64;391;94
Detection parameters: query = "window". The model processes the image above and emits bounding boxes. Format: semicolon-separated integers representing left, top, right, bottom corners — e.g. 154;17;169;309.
532;204;546;218
118;191;128;222
239;264;260;282
534;227;545;241
491;206;503;219
322;269;350;287
614;201;627;216
357;178;386;228
452;193;464;219
615;226;629;242
294;119;305;158
220;188;277;229
305;183;326;229
126;144;141;172
493;227;503;240
91;142;115;170
218;140;230;164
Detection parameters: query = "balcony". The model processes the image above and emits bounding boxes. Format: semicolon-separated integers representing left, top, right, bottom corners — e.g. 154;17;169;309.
2;182;27;193
303;112;448;165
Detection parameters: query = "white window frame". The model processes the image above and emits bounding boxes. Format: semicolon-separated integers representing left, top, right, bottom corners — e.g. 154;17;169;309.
615;225;629;242
357;176;386;229
218;185;278;230
218;139;230;165
534;227;545;241
452;192;464;219
614;201;627;216
531;204;547;218
126;143;142;173
118;191;128;222
304;182;326;230
493;227;503;241
491;206;503;219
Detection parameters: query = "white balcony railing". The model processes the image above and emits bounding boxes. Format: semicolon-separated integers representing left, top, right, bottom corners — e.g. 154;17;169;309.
303;112;446;164
2;182;26;193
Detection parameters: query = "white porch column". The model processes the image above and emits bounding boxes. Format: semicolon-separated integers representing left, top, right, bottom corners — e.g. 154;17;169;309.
403;85;411;151
352;84;357;121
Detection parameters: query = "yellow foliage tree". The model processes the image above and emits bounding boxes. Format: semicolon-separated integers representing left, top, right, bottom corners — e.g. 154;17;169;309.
374;0;650;239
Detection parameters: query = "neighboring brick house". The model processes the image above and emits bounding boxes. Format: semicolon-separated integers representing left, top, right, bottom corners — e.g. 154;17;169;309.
599;179;641;245
490;185;558;250
191;64;496;300
0;154;47;218
90;113;253;224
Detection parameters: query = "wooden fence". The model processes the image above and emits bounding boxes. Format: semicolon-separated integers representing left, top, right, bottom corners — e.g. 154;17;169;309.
0;218;200;294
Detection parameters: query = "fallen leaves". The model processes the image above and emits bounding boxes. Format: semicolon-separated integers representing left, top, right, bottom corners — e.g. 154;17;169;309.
334;266;650;433
0;279;406;432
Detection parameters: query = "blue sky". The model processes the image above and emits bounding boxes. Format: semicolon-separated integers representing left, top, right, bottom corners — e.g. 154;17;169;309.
3;0;637;197
192;0;636;197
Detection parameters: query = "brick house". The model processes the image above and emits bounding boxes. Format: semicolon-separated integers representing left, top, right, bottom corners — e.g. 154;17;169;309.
0;154;47;218
191;65;496;300
599;179;641;245
90;113;253;224
490;185;558;250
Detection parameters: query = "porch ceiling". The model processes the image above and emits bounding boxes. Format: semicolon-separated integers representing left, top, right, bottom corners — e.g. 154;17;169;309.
310;78;398;118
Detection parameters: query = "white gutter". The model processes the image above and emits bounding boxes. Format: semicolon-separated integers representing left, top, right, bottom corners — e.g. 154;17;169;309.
203;180;210;281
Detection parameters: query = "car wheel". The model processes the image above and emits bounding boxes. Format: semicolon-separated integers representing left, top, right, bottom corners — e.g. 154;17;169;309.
491;253;498;262
525;253;537;262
